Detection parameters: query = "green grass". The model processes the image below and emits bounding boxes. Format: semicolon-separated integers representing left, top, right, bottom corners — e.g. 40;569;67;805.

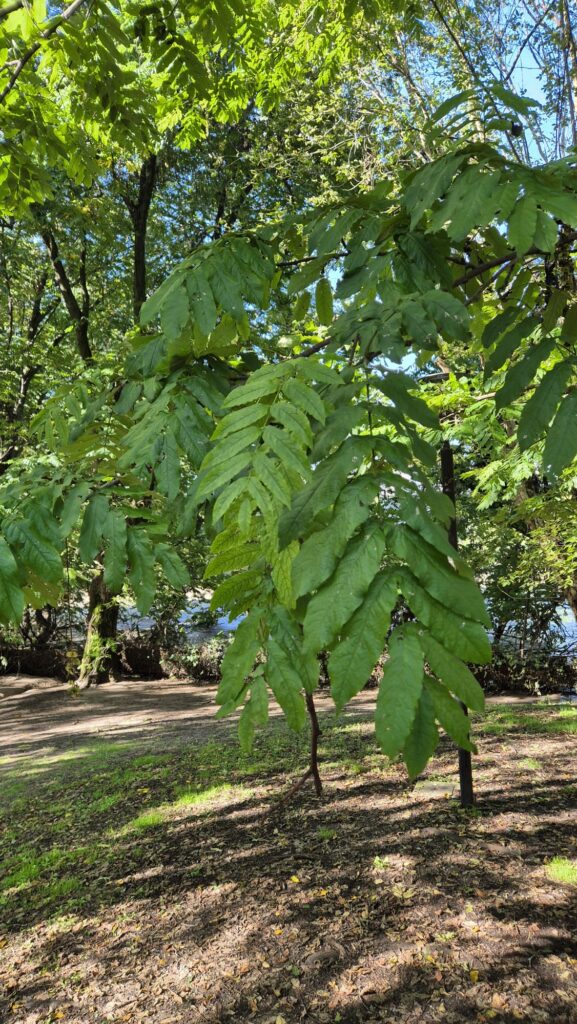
545;857;577;886
173;782;241;806
128;809;165;830
480;706;577;737
317;827;337;841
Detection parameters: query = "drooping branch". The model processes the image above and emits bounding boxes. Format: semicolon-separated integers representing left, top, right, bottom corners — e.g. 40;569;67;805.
0;0;89;104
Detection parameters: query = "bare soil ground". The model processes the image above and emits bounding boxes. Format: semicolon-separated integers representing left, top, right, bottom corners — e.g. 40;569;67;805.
1;677;576;1024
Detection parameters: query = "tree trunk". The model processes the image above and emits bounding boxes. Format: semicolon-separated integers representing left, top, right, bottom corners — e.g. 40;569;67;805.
440;441;476;809
122;153;158;322
78;155;158;684
566;584;577;622
77;574;121;687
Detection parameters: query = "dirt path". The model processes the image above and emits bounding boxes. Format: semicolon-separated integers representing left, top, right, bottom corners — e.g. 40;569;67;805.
0;674;564;771
1;678;577;1024
0;676;381;769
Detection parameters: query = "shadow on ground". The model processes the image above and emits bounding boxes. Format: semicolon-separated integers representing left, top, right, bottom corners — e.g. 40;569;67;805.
1;693;576;1024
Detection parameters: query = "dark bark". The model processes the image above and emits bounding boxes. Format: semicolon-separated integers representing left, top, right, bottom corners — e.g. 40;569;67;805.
272;692;323;809
440;441;476;809
121;153;158;323
306;692;323;796
40;228;92;362
0;271;53;473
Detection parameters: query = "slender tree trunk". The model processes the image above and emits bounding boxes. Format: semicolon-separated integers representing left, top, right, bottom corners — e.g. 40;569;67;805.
440;441;476;808
272;692;323;808
122;153;157;322
306;692;323;796
78;153;159;687
40;228;92;362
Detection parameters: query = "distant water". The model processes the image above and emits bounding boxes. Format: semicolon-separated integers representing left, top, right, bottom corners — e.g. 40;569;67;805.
118;603;577;652
117;602;244;644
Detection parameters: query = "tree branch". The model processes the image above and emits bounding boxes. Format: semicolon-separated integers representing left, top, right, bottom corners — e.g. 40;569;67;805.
0;0;89;104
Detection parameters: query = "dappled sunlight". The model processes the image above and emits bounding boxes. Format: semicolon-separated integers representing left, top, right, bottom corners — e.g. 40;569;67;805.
1;696;577;1022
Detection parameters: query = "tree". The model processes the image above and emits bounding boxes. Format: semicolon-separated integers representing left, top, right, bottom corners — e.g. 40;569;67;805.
2;2;577;783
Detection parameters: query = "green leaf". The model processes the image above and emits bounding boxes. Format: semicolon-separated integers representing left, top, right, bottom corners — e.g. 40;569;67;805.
329;574;398;710
542;291;569;334
103;510;127;595
155;544;189;589
6;520;62;584
59;483;90;537
238;675;269;752
399;570;491;664
424;676;476;752
315;277;333;325
293;291;311;320
310;404;364;461
484;318;539;375
403;153;464;228
253;452;293;508
533;210;558;253
160;285;190;340
210;570;262;618
481;307;518;349
561;304;577;343
270;401;313;448
279;437;371;546
429;90;476;123
265;636;307;731
390;527;490;626
186;267;218;335
0;537;24;624
271;541;299;607
287;256;328;296
283;377;326;423
542;392;577;479
155;430;181;501
508;195;538;254
375;628;424;758
518;361;573;449
495;337;556;411
263;425;310;479
379;372;438;429
196;449;253;500
403;688;439;779
212;403;269;440
78;494;109;563
292;478;378;598
420;633;485;711
126;529;156;614
303;525;386;653
216;608;262;708
222;366;282;409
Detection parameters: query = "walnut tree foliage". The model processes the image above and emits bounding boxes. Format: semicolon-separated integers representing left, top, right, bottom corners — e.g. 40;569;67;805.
1;0;577;776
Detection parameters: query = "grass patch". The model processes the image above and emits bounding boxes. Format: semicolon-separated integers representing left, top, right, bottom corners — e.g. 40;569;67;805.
172;782;241;807
129;809;165;830
481;706;577;736
545;857;577;886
